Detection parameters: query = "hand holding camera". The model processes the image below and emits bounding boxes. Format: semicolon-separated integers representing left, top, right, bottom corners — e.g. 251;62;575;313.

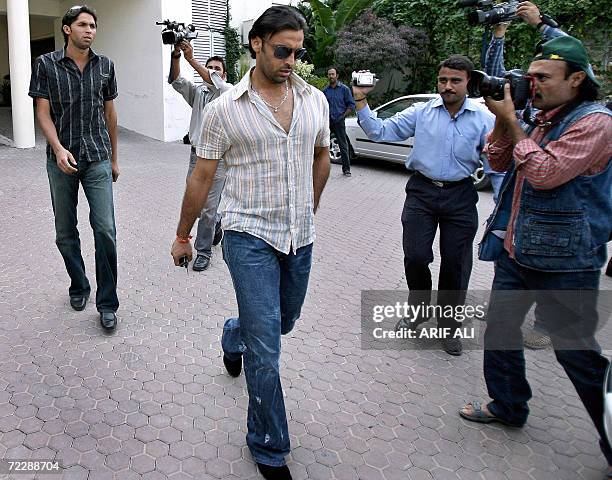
179;41;194;62
351;70;377;100
484;83;519;124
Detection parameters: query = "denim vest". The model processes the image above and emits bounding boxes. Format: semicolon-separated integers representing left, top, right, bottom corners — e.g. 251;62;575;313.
479;101;612;272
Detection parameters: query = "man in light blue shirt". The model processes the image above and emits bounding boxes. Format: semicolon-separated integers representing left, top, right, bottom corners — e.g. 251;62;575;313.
354;55;494;356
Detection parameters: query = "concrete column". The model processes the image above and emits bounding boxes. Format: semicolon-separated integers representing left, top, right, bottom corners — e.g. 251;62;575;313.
7;0;35;148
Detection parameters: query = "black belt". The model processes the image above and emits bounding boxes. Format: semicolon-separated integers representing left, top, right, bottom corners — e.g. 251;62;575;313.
413;171;471;188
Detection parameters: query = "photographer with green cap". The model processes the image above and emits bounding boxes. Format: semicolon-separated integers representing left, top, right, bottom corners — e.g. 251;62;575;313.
459;35;612;476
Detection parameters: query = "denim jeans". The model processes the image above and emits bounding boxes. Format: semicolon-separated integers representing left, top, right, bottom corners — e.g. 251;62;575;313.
484;250;612;464
187;148;226;258
46;158;118;312
330;119;351;173
221;231;312;466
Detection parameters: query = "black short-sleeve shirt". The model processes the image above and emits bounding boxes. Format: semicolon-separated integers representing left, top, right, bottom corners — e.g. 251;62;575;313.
29;48;118;163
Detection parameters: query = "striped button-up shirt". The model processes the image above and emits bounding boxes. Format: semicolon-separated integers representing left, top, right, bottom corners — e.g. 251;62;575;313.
194;70;330;254
29;48;118;163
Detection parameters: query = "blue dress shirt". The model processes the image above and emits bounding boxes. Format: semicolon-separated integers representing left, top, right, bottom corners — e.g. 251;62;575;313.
323;82;355;123
357;96;494;181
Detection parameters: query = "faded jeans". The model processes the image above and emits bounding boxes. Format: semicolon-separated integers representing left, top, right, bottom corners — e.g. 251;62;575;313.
221;231;312;466
46;158;118;312
187;147;225;258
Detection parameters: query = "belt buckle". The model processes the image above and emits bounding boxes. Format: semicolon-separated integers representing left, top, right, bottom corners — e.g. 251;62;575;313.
432;180;444;188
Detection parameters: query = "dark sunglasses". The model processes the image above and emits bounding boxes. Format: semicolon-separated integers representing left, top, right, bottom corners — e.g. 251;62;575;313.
263;40;307;61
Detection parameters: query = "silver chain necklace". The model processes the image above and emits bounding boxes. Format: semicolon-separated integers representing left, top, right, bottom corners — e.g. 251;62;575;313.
251;81;289;113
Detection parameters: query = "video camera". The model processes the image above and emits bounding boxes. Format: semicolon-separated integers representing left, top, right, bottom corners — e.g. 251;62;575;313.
457;0;558;28
156;19;198;45
467;69;532;110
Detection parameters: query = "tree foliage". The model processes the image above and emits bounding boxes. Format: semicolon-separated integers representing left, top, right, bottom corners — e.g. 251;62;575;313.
335;10;429;102
305;0;372;68
373;0;610;93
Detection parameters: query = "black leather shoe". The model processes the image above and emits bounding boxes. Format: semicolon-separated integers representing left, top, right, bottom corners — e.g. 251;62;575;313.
223;354;242;377
212;221;224;246
70;296;88;311
192;254;210;271
256;463;292;480
100;312;117;331
442;338;462;356
343;171;351;176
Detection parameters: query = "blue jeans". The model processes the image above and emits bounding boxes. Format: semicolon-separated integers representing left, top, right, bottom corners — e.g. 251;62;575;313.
483;251;612;464
187;148;225;258
221;231;312;466
46;158;118;312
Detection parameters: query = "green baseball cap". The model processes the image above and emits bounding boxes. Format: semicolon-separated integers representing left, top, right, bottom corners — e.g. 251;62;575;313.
533;35;600;87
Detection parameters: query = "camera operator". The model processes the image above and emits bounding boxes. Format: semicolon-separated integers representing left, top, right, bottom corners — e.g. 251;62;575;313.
484;1;567;349
354;55;495;356
169;40;232;271
460;36;612;475
485;2;566;78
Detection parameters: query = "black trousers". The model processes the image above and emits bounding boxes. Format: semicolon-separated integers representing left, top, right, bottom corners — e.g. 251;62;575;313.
330;119;351;173
401;174;479;330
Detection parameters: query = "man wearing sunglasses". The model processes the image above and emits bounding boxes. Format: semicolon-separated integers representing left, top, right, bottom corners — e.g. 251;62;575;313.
170;5;330;480
29;5;120;331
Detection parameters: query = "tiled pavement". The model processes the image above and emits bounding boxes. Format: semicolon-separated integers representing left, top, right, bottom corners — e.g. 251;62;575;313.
1;124;611;480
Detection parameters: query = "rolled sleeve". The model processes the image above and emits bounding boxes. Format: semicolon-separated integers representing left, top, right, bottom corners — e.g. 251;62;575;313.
209;70;233;95
194;104;230;159
316;98;330;147
171;76;197;107
103;61;118;101
484;131;514;172
29;57;49;99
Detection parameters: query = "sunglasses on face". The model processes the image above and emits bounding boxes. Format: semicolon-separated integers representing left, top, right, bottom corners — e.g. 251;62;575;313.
263;40;307;61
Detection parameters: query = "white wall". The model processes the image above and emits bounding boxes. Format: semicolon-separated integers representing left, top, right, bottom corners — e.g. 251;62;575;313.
230;0;293;29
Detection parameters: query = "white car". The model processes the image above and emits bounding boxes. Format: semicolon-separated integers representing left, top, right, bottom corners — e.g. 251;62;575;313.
330;94;492;190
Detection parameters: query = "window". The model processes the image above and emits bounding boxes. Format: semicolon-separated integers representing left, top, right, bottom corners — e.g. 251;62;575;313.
376;97;433;119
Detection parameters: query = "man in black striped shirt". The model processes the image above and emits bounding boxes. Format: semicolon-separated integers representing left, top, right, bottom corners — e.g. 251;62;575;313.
29;5;119;331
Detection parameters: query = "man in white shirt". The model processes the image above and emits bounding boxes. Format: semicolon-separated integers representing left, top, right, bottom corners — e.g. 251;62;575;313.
170;6;330;480
170;40;232;271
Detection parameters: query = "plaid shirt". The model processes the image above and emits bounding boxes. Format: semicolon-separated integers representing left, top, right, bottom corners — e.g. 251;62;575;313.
194;70;330;254
485;108;612;257
484;26;567;77
29;49;118;163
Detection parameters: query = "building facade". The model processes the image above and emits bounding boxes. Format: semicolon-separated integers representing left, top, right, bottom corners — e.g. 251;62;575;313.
0;0;292;148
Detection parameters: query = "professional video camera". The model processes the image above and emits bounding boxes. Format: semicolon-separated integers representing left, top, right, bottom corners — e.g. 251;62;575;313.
156;19;198;45
467;69;532;109
457;0;558;28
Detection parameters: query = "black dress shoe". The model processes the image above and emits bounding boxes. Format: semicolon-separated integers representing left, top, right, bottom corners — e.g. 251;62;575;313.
192;254;210;271
212;221;224;246
70;296;88;311
442;338;462;356
256;463;292;480
223;354;242;377
100;312;117;331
